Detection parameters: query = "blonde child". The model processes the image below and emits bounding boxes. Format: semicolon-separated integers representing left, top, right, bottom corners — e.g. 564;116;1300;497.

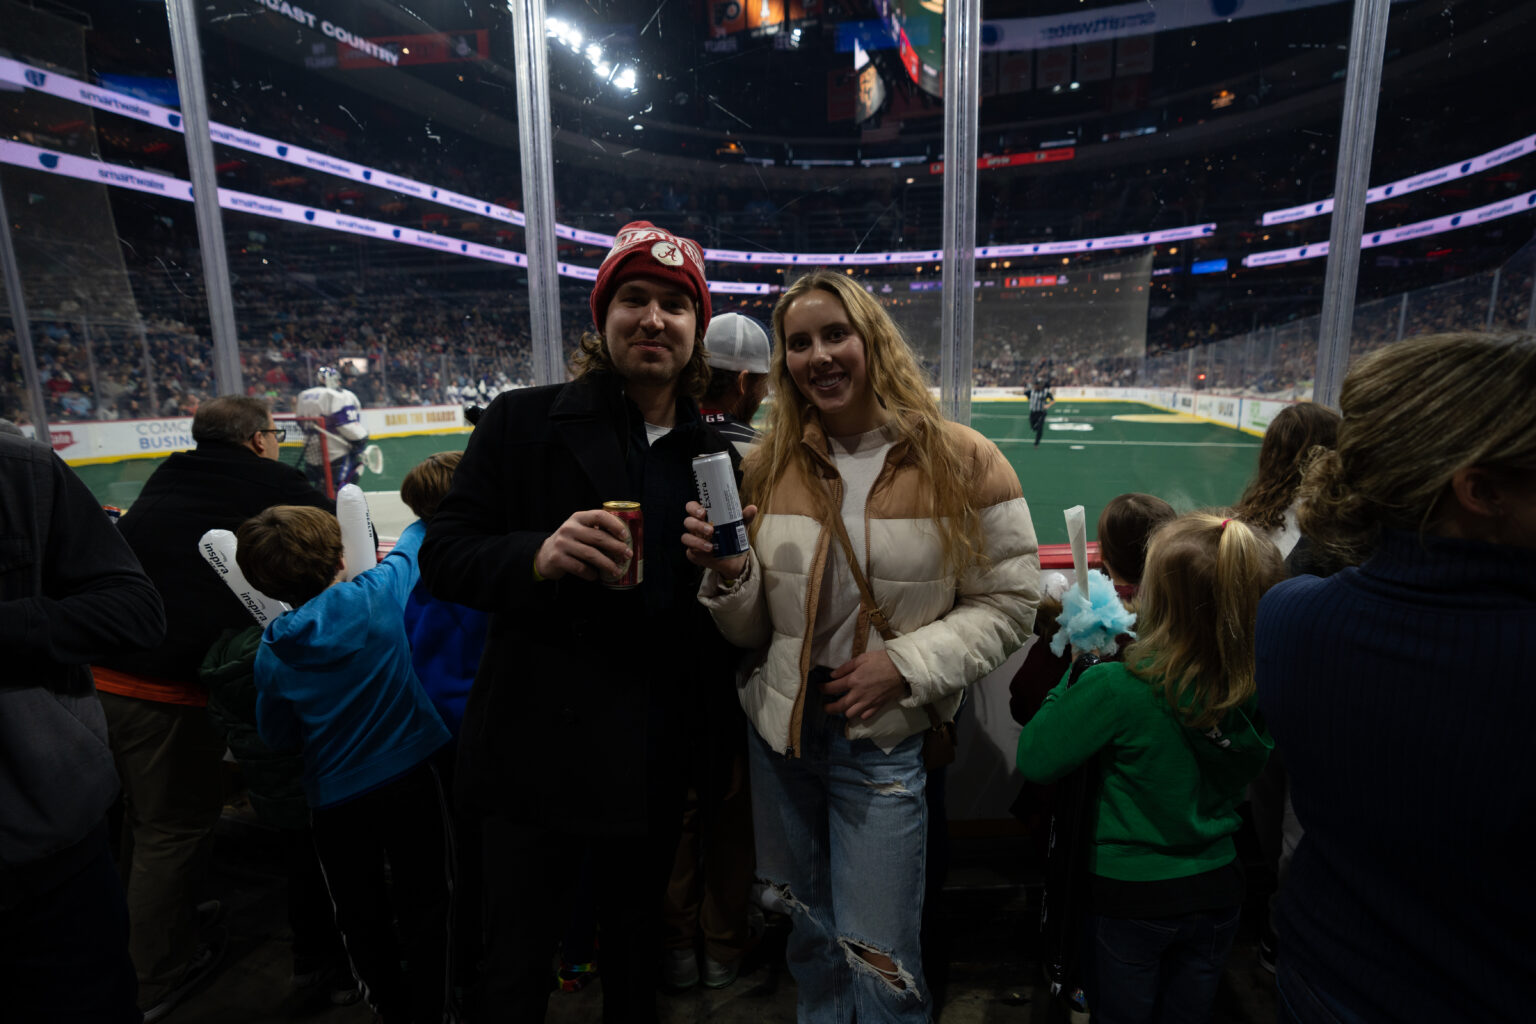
1017;512;1283;1023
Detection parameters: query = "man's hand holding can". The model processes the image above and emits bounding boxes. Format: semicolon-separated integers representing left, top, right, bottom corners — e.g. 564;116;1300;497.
534;507;634;582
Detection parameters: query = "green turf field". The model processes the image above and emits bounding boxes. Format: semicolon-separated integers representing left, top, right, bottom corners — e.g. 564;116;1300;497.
74;400;1260;547
974;400;1260;545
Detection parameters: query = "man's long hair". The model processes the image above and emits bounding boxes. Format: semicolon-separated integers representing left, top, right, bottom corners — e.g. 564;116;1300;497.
570;318;711;401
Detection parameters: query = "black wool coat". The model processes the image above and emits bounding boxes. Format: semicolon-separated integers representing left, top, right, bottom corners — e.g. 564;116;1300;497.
96;442;333;685
420;373;743;836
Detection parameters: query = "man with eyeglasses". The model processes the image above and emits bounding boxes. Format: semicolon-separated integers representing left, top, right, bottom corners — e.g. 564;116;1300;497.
92;395;333;1022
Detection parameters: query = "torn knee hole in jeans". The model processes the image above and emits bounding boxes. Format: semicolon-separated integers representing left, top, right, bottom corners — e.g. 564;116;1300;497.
838;938;920;996
862;778;909;796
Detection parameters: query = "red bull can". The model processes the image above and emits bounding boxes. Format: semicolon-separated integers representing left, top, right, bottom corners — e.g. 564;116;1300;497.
601;500;643;589
692;452;749;557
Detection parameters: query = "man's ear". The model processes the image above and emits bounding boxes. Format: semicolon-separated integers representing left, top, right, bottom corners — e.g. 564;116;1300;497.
736;369;752;399
1449;467;1502;520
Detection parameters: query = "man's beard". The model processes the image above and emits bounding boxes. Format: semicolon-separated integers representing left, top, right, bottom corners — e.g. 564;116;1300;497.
613;337;689;386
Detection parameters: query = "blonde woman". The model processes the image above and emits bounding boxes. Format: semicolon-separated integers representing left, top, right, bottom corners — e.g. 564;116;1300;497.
1256;332;1536;1024
682;269;1040;1022
1017;512;1284;1024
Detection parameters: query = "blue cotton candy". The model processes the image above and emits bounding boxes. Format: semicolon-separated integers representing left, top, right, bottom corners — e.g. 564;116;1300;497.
1049;569;1137;659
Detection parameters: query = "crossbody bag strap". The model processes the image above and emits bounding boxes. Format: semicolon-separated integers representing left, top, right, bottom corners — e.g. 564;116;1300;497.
824;510;944;730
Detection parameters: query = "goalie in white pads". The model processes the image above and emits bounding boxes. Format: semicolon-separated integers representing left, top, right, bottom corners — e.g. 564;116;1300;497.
296;366;378;492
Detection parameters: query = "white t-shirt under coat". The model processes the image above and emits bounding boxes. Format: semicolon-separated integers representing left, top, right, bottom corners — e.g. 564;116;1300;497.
810;423;899;671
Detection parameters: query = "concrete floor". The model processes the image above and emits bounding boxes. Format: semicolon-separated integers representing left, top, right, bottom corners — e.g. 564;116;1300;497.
167;816;1278;1024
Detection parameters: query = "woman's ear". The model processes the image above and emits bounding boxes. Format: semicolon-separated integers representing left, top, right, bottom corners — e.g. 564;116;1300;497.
1449;467;1501;520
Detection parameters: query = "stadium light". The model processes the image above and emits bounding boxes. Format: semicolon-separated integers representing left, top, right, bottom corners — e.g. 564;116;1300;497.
544;13;640;94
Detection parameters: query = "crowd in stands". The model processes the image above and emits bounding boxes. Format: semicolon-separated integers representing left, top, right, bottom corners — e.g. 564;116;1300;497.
5;239;1532;425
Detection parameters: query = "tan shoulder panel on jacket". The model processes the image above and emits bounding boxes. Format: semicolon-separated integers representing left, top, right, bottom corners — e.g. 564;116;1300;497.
943;420;1023;508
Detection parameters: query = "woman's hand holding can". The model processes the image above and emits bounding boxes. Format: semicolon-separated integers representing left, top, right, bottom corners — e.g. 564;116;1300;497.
682;500;757;579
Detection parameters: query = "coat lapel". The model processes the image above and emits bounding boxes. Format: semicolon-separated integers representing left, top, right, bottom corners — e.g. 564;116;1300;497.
550;376;634;501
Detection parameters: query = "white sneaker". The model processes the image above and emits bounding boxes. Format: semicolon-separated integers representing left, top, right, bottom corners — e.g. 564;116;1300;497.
702;955;739;990
141;930;226;1023
664;947;699;990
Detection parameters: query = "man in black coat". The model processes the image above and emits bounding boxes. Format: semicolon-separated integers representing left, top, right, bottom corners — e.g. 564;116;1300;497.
421;222;741;1022
0;433;165;1023
92;395;332;1021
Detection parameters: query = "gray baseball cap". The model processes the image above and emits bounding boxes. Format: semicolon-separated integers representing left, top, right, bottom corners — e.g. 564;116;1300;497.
704;313;771;374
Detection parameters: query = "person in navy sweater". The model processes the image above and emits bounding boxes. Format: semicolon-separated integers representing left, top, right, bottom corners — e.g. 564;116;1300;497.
237;506;451;1024
1256;331;1536;1024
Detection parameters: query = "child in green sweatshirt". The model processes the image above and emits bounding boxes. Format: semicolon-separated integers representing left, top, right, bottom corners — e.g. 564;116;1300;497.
1017;511;1284;1024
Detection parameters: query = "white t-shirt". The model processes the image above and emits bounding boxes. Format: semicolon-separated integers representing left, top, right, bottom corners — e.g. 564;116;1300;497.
1268;504;1301;559
810;423;899;670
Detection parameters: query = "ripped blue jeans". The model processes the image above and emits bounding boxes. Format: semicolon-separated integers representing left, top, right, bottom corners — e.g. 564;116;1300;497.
749;718;930;1023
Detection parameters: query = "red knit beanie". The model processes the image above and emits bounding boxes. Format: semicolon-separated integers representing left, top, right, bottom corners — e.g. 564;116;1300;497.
589;221;711;334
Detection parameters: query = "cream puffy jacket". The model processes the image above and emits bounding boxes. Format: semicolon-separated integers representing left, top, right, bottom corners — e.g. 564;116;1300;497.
700;416;1041;755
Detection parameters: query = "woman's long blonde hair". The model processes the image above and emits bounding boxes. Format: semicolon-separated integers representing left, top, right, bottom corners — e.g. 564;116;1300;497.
1123;512;1285;729
744;270;983;574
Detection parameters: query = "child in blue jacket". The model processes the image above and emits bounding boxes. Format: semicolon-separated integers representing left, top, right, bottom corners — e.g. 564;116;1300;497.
237;505;451;1024
399;451;488;740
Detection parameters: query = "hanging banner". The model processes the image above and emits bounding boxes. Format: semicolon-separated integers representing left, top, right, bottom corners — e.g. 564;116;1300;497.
982;0;1345;52
337;30;488;70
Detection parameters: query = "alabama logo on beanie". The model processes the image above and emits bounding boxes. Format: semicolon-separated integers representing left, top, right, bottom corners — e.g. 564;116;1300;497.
589;221;711;333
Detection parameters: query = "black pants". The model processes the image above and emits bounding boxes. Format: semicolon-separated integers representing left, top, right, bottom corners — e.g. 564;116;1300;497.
1030;409;1048;445
282;826;346;974
477;813;682;1024
311;761;453;1024
2;821;140;1024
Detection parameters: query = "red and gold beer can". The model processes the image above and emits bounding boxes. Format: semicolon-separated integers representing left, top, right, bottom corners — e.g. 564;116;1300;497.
601;500;643;589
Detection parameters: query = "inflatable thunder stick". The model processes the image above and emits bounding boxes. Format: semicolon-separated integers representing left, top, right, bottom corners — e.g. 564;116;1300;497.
337;483;377;582
198;529;291;624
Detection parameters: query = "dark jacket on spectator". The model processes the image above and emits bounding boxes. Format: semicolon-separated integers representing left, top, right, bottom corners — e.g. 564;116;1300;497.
1257;530;1536;1023
419;372;741;836
201;625;310;831
95;441;332;692
0;435;164;899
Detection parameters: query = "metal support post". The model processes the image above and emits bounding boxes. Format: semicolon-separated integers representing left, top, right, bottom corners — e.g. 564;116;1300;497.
938;0;981;425
1527;266;1536;332
1312;0;1392;411
0;178;51;442
165;0;243;395
138;320;158;415
509;0;565;386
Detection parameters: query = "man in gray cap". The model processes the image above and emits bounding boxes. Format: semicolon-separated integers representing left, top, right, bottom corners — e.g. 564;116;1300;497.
699;312;771;455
